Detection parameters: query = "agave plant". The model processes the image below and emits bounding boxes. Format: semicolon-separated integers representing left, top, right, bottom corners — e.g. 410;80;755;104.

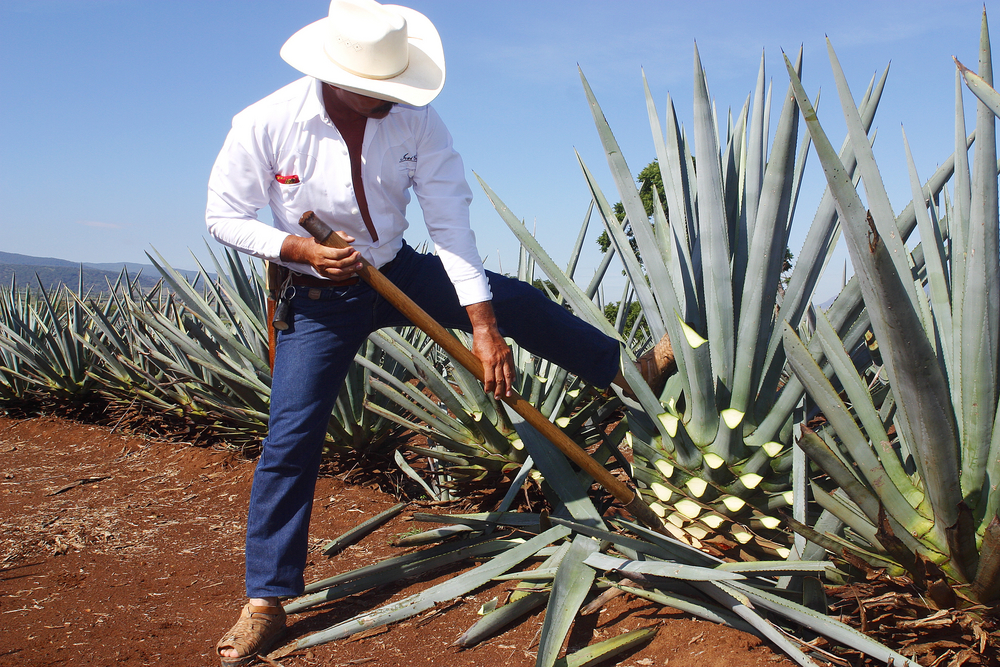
0;244;402;452
780;11;1000;603
75;248;275;445
0;271;94;402
478;49;898;557
0;279;40;401
144;246;415;453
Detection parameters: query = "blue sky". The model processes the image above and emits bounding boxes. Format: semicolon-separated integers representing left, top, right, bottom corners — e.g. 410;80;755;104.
0;0;991;303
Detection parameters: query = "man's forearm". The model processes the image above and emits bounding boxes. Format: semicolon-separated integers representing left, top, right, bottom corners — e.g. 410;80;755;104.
465;300;515;399
279;234;314;264
465;300;499;332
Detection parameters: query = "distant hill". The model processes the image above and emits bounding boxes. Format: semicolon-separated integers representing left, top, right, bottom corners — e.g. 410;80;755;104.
0;251;207;295
0;263;163;295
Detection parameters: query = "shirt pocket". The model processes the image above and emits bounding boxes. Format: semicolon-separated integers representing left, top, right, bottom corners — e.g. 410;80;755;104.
277;180;303;206
273;152;315;205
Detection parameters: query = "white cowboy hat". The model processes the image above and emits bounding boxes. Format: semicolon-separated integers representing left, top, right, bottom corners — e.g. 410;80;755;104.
280;0;445;107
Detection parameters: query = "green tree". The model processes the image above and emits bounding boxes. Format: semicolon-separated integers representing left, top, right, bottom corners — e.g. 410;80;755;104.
597;159;666;253
603;300;644;336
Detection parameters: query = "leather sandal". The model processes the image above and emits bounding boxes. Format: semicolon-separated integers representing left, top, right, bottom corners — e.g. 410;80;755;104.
216;603;287;667
636;331;677;396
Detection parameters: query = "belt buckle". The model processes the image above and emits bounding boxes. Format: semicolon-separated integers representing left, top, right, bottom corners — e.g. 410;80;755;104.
308;287;322;300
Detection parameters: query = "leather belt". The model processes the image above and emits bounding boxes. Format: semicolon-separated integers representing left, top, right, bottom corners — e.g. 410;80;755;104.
290;273;359;288
288;259;394;289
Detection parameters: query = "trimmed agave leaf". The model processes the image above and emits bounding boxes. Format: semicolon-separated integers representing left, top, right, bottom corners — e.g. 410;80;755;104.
611;581;757;635
394;449;439;500
724;580;913;665
392;524;475;548
494;567;559;582
583;552;744;582
694;581;819;667
410;512;545;530
287;537;532;615
715;560;833;575
458;540;572;649
549;517;680;562
320;502;406;556
300;533;506;597
553;627;657;667
536;534;600;667
500;404;604;526
496;455;537;514
274;525;572;654
456;591;549;649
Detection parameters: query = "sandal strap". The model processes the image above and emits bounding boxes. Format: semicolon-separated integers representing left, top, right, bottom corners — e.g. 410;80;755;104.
247;603;283;616
217;603;286;660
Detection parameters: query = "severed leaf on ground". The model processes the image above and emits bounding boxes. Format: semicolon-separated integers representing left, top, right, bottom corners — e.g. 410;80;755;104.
273;525;572;655
553;626;658;667
320;502;406;556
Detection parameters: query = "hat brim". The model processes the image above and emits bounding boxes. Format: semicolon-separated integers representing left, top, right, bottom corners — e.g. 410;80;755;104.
280;5;445;107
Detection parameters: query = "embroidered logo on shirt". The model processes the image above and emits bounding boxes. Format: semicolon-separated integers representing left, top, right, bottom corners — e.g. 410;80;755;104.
398;153;417;164
275;174;300;184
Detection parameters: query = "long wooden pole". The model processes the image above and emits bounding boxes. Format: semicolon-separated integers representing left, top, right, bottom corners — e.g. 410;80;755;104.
298;211;666;533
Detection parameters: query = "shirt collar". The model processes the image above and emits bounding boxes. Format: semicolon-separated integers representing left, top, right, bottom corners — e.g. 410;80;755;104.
294;77;403;124
294;77;328;124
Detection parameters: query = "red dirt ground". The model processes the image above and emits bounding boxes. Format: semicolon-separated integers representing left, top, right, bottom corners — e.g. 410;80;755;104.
0;415;799;667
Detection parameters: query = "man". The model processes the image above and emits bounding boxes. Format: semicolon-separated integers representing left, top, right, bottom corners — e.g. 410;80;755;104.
207;2;671;664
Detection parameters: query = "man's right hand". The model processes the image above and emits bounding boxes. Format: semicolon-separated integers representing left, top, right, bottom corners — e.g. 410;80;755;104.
280;232;363;280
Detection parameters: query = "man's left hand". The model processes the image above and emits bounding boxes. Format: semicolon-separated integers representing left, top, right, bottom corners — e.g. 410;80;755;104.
466;302;515;400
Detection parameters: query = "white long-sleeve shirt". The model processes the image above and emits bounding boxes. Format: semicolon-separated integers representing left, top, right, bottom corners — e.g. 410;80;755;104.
206;76;492;305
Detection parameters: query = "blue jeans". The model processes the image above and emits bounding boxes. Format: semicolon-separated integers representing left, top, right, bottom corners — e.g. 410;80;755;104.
245;243;621;597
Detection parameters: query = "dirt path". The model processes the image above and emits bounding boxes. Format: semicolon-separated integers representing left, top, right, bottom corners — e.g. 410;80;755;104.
0;415;792;667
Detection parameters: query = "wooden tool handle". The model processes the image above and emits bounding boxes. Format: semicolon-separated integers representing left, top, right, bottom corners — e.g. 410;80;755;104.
299;211;666;534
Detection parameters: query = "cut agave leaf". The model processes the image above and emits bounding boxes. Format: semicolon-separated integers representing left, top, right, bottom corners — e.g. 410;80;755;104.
274;525;572;654
553;627;657;667
583;552;744;582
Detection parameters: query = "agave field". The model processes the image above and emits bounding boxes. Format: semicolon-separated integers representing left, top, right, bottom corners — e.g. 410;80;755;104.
4;9;1000;667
